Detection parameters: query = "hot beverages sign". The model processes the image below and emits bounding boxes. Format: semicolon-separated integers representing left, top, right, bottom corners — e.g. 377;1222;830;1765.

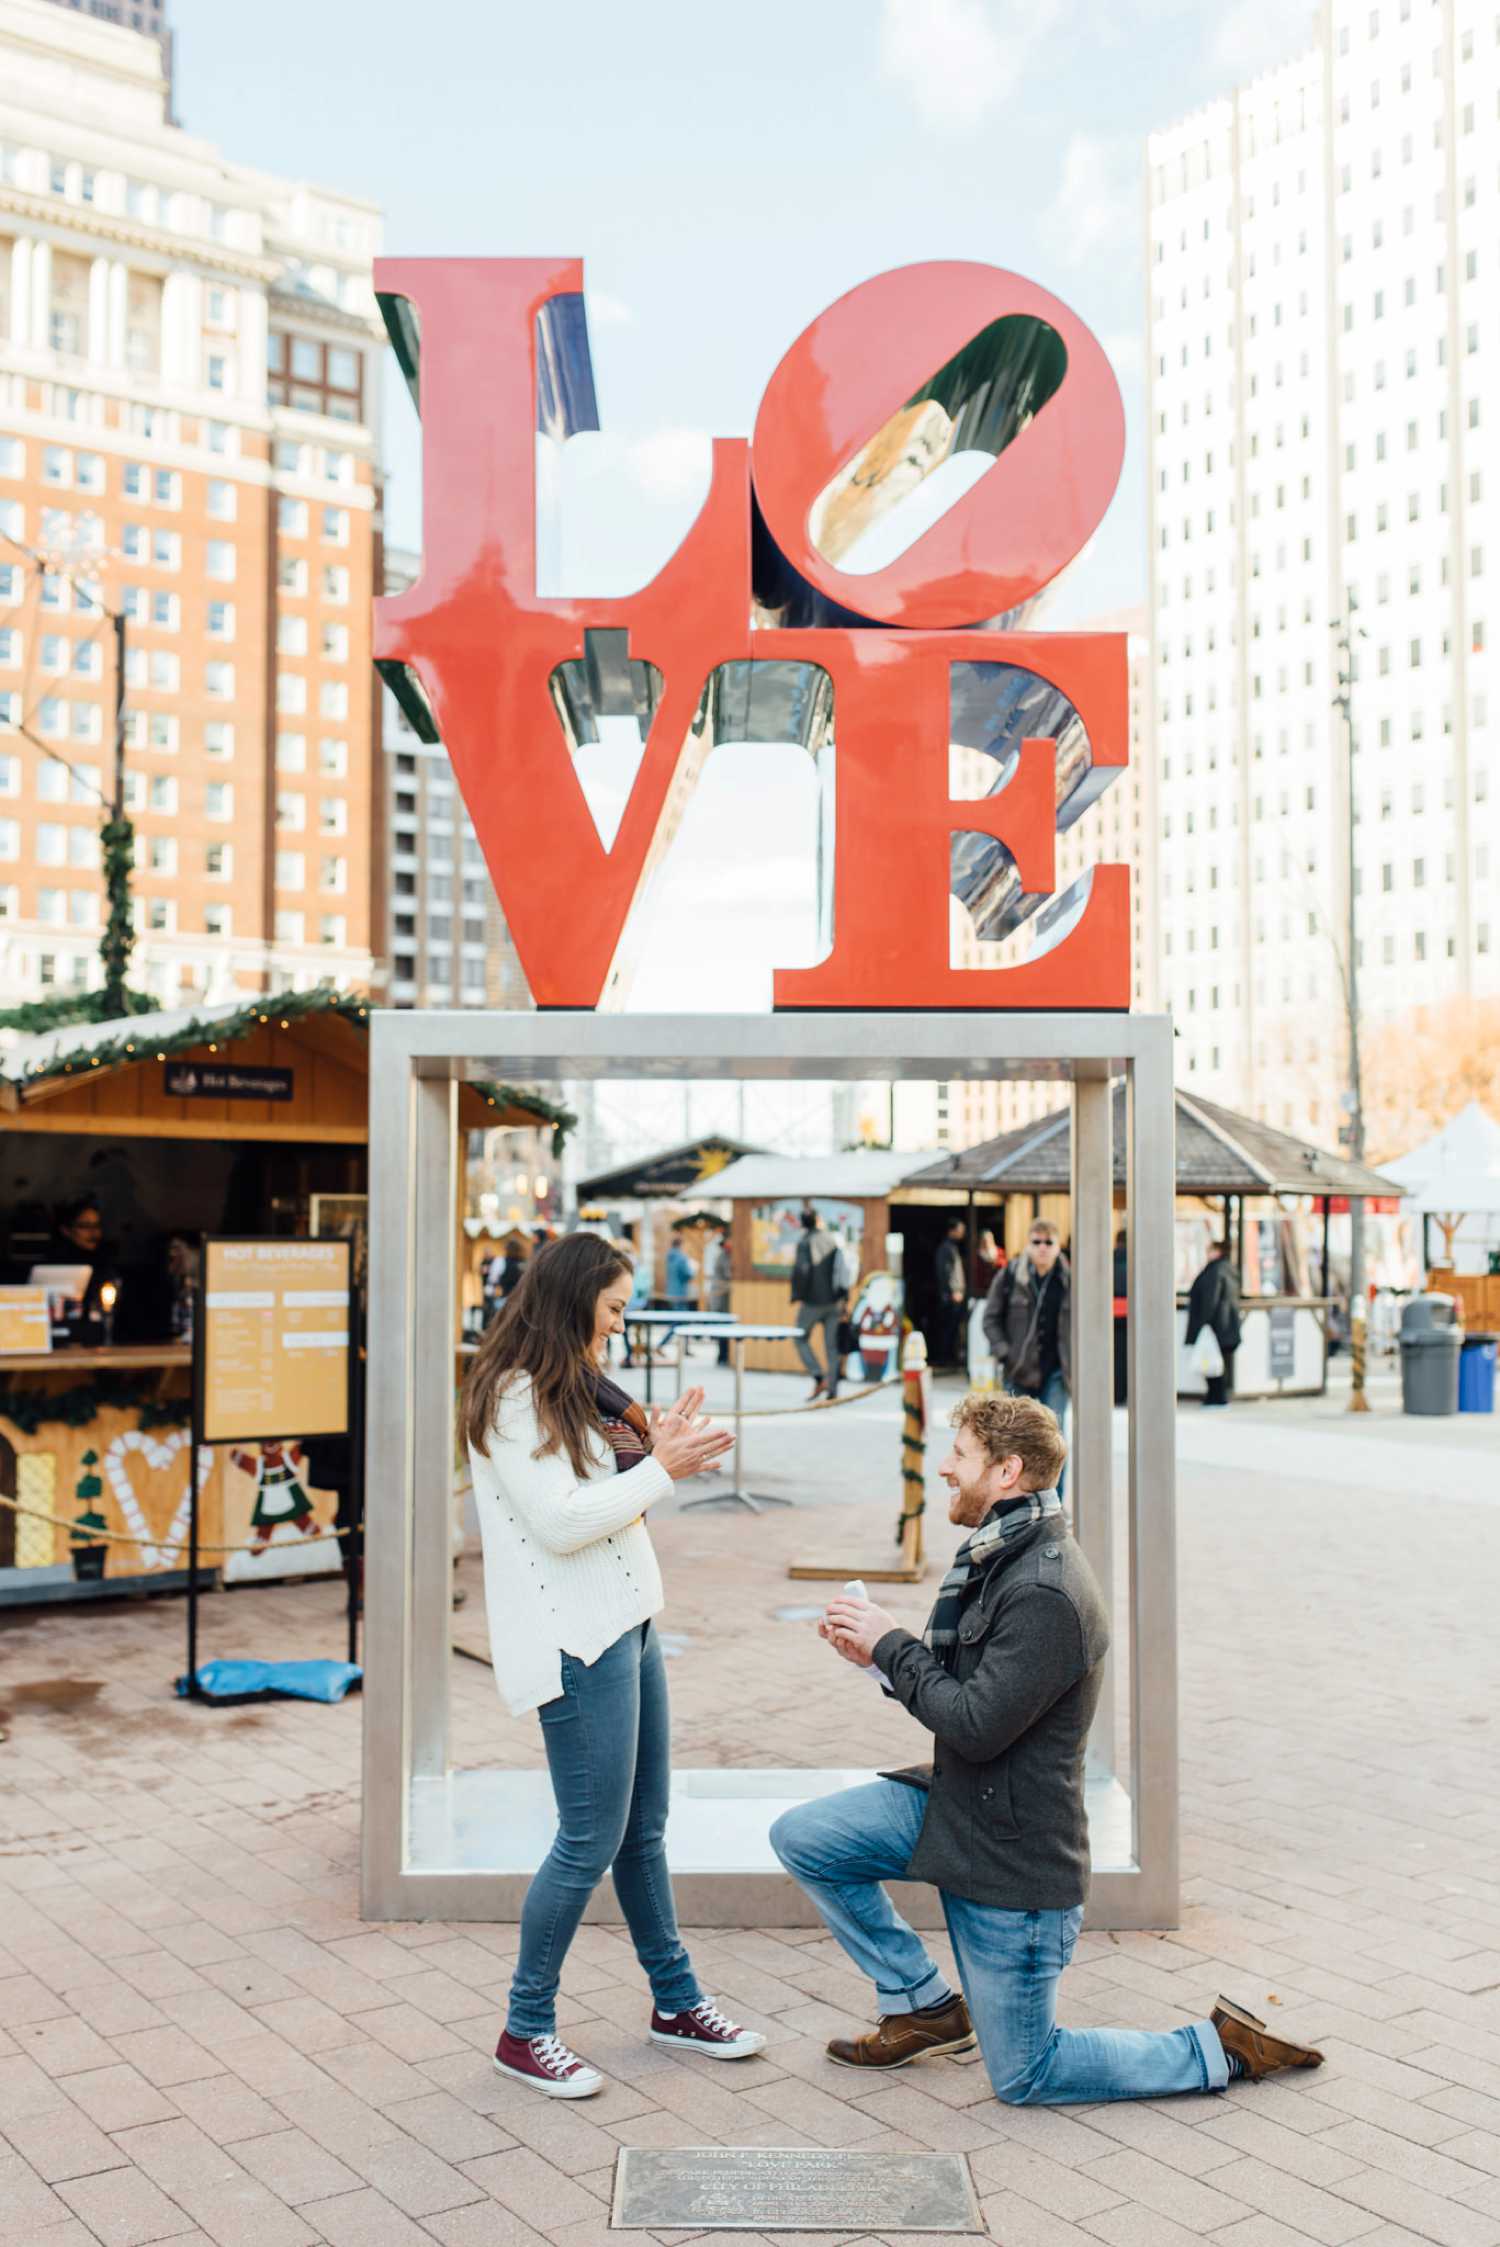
374;258;1128;1011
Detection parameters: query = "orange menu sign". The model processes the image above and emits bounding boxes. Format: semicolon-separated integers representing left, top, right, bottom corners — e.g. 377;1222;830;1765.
0;1285;52;1355
201;1238;350;1442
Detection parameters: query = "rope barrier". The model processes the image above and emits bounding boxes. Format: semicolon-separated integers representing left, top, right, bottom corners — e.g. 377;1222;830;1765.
705;1378;889;1421
0;1380;894;1569
0;1488;357;1565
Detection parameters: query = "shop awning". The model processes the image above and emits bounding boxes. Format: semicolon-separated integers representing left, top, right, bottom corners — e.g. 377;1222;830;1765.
577;1135;763;1201
903;1088;1400;1201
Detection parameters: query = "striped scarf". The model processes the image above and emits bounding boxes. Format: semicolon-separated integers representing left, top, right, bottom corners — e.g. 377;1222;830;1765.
594;1371;652;1474
924;1488;1063;1670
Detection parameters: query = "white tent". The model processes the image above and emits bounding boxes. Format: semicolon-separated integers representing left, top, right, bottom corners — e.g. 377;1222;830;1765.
1408;1168;1500;1217
1383;1101;1500;1191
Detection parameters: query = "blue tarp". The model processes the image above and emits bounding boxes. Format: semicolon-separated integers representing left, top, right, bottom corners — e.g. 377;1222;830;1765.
175;1659;362;1704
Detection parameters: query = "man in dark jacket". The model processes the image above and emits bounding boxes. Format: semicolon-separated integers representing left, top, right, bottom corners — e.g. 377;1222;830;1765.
771;1392;1323;2102
790;1208;848;1400
1186;1240;1242;1407
931;1218;968;1371
982;1220;1071;1493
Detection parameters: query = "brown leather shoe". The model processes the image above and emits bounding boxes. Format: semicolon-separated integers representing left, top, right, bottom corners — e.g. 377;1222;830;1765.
827;1993;975;2070
1212;1996;1324;2080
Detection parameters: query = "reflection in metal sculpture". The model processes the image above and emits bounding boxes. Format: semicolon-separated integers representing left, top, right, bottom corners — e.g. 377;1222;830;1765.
373;255;1131;1010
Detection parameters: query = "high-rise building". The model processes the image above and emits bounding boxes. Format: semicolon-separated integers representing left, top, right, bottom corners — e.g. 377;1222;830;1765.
0;0;383;1007
894;611;1160;1152
35;0;173;115
376;546;528;1010
1148;0;1497;1140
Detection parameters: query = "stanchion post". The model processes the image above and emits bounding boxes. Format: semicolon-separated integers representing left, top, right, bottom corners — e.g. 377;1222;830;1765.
899;1328;928;1574
347;1282;365;1666
185;1267;205;1700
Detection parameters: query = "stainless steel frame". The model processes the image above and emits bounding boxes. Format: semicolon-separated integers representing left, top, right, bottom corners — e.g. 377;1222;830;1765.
363;1012;1178;1931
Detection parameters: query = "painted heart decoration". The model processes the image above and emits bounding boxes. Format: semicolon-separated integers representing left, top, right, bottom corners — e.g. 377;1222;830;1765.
102;1428;214;1572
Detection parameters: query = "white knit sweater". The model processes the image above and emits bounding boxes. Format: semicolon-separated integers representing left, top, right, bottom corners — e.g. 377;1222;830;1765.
469;1373;672;1715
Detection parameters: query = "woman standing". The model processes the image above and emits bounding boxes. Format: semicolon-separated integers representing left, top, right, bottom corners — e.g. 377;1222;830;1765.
462;1232;766;2098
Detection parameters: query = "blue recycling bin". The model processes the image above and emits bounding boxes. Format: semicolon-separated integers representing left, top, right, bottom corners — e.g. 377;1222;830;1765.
1459;1336;1497;1413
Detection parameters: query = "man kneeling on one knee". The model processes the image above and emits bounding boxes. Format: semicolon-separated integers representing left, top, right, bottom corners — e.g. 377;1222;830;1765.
770;1392;1322;2103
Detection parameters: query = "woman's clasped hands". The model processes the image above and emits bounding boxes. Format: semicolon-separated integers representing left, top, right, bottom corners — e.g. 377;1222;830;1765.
648;1386;735;1481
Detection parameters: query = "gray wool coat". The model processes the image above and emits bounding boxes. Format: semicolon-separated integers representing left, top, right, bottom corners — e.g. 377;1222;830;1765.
871;1511;1110;1910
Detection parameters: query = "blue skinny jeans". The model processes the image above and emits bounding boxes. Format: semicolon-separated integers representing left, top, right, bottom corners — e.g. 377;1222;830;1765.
506;1622;703;2039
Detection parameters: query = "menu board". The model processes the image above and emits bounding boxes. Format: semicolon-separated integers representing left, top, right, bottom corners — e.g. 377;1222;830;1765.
0;1285;52;1355
201;1238;350;1443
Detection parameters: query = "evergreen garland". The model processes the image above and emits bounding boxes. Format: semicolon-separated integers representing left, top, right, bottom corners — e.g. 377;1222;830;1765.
98;814;138;1020
0;1385;188;1437
0;988;156;1036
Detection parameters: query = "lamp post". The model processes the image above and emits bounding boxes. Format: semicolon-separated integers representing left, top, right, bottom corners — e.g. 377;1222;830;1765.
1332;611;1370;1412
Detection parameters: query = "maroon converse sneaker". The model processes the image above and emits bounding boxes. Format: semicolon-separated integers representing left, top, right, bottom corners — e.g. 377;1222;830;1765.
650;1997;767;2060
493;2028;603;2098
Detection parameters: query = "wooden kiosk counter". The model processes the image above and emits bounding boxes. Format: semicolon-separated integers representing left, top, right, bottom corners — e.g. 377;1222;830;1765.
0;991;570;1606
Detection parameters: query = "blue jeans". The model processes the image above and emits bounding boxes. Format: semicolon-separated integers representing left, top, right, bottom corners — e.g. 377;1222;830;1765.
1009;1367;1070;1498
507;1623;702;2038
770;1779;1227;2105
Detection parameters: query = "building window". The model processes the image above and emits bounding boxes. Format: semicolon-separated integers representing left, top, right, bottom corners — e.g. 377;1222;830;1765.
205;783;234;820
267;334;363;420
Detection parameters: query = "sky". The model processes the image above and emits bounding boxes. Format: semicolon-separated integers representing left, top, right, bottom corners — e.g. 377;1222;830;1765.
175;0;1321;1019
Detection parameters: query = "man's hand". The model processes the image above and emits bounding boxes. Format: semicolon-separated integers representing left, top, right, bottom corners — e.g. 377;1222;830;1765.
823;1595;900;1665
817;1615;875;1669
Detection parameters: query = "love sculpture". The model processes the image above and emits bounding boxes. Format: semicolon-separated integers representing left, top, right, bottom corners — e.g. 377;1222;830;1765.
373;259;1131;1010
361;259;1179;1940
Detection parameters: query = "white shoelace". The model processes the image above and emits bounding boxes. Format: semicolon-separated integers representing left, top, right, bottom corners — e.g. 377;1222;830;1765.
691;1999;738;2038
533;2033;585;2074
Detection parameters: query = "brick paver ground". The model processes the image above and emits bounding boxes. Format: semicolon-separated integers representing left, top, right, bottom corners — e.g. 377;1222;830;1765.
2;1362;1498;2245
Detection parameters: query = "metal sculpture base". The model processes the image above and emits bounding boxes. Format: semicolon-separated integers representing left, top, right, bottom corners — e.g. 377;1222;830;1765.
363;1011;1179;1932
403;1765;1135;1928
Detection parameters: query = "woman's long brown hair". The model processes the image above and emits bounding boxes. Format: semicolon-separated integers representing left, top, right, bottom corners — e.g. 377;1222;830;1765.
461;1232;633;1476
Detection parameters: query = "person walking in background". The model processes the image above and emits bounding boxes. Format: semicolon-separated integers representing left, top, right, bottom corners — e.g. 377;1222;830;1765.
1185;1240;1242;1407
933;1217;969;1371
791;1206;847;1401
974;1227;1003;1299
462;1234;764;2098
705;1224;734;1366
982;1220;1071;1496
665;1233;695;1309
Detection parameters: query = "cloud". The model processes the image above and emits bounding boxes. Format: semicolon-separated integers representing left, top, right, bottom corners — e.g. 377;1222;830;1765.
877;0;1058;134
1100;328;1145;383
1044;130;1139;268
1211;0;1320;76
625;426;713;505
587;289;634;329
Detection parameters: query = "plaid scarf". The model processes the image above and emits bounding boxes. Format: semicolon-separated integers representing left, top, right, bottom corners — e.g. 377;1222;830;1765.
594;1371;652;1474
924;1489;1063;1669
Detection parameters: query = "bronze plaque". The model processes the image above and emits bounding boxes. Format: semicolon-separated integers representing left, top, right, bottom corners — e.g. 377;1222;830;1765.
611;2145;981;2232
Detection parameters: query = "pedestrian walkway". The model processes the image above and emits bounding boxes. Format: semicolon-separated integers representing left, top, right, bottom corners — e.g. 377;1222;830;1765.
3;1399;1500;2244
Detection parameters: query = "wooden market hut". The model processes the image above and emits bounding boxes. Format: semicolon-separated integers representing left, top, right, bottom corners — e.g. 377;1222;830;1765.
903;1087;1401;1397
0;989;570;1603
576;1135;764;1305
702;1148;964;1371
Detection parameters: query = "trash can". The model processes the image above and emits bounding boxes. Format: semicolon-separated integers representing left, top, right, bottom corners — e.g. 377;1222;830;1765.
1459;1334;1497;1414
1399;1295;1462;1415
